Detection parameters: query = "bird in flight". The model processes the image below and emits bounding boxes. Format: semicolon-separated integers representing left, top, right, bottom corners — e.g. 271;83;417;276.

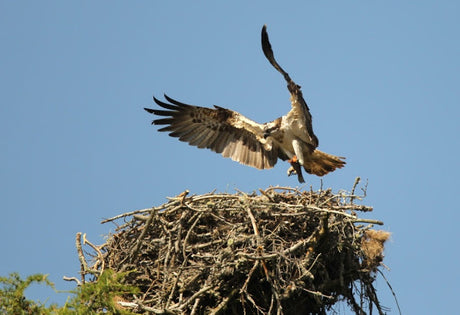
145;25;345;182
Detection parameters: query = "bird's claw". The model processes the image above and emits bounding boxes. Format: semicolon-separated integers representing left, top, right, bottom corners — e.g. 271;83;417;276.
287;159;305;183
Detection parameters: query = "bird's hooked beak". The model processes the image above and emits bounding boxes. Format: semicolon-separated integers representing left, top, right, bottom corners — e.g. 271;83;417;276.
263;119;281;138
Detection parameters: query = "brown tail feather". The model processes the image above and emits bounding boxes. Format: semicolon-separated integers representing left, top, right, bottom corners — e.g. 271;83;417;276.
303;150;346;176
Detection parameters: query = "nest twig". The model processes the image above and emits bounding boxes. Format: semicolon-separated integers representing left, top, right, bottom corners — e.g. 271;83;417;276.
74;179;391;314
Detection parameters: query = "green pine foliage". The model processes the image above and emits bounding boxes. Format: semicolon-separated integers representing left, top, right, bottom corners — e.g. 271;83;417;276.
0;270;139;314
64;269;139;314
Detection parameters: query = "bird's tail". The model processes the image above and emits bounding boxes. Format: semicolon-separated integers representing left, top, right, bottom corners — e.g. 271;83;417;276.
303;150;346;176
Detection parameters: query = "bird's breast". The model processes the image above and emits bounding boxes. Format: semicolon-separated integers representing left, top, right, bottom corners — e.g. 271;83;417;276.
283;110;316;146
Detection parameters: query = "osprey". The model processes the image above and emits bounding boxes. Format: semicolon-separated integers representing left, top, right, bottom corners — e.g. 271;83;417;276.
145;25;345;182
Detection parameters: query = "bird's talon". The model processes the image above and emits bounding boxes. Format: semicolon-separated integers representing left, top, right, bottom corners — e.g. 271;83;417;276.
287;166;296;176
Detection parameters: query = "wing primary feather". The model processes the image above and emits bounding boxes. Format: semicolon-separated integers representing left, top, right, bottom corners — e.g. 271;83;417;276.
164;94;194;107
157;125;176;132
153;97;180;111
153;118;175;126
150;109;178;117
170;124;202;139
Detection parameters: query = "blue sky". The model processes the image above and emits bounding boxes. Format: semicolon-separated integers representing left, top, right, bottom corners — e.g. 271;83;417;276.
1;1;459;313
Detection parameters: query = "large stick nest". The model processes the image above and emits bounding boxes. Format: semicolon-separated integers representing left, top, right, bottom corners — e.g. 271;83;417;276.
78;179;391;314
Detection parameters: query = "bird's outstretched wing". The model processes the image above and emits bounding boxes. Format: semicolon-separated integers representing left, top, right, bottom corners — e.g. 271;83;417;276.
261;25;318;148
145;95;279;170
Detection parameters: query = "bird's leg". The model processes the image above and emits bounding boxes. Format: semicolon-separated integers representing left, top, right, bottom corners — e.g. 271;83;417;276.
291;139;305;166
287;156;305;183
